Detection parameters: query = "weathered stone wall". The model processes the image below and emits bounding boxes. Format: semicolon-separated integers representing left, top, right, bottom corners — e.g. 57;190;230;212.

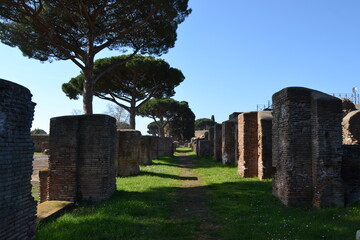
342;145;360;205
0;79;36;240
222;120;237;164
197;140;212;157
272;87;344;207
30;134;49;152
48;115;116;202
140;136;152;165
195;130;209;140
213;124;222;161
238;112;259;177
116;130;142;177
229;112;242;120
257;111;273;180
158;137;174;157
342;110;360;145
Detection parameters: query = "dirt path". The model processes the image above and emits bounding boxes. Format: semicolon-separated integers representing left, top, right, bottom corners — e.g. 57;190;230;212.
173;153;221;240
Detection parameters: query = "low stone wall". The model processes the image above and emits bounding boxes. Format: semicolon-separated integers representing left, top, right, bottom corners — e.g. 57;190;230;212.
116;129;142;177
158;137;174;157
342;145;360;205
213;124;222;161
31;134;49;152
0;79;36;240
149;136;159;160
47;115;116;202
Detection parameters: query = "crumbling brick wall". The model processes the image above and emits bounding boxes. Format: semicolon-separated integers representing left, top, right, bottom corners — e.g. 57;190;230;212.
30;134;49;152
222;120;237;165
0;79;36;240
238;112;258;177
272;87;344;207
342;110;360;145
342;145;360;205
149;136;159;160
158;137;174;157
47;115;116;202
116;130;142;177
213;124;222;161
197;140;212;157
257;111;273;180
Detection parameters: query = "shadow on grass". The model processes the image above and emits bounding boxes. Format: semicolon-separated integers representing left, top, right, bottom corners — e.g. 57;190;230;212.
138;171;198;181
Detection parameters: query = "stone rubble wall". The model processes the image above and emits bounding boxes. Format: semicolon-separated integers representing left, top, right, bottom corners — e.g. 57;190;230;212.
0;79;36;240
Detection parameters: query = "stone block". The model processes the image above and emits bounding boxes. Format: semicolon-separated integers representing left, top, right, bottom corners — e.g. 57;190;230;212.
116;129;142;177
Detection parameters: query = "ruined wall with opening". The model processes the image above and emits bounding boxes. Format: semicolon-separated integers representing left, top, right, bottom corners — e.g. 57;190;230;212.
0;79;36;240
47;115;116;202
30;134;49;152
272;87;344;207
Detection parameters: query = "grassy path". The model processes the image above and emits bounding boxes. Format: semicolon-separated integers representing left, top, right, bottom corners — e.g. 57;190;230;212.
35;148;360;240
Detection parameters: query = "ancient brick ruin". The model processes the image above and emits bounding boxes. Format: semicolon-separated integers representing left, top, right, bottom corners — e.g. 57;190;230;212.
213;124;222;161
140;136;153;165
30;134;49;152
221;120;237;164
149;136;159;161
0;79;36;240
197;140;212;157
257;111;273;180
208;126;214;157
238;112;259;177
158;137;174;157
272;87;344;207
342;146;360;205
342;110;360;145
45;115;117;202
116;129;142;177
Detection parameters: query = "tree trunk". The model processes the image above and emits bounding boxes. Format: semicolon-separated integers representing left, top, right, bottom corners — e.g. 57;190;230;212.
82;59;94;114
129;108;136;129
159;117;165;137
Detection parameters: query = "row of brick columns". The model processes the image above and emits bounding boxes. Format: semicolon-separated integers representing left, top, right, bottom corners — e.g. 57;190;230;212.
194;86;360;208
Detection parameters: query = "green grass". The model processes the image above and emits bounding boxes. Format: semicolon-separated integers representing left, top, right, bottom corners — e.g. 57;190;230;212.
35;156;197;240
191;154;360;240
34;152;45;155
32;184;39;202
35;148;360;239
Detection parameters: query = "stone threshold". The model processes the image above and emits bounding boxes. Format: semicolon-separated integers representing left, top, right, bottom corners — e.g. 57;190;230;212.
37;201;73;223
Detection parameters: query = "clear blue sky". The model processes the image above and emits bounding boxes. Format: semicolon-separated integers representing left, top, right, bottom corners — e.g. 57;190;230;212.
1;0;360;134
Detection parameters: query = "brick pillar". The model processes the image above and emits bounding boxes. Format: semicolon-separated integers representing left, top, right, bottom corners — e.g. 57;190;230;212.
197;140;212;157
238;112;259;177
149;136;159;160
222;120;237;164
49;115;116;202
213;124;222;161
209;126;214;157
140;136;152;165
272;87;344;207
39;168;50;203
0;79;36;240
257;111;273;180
158;137;174;157
116;130;142;177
